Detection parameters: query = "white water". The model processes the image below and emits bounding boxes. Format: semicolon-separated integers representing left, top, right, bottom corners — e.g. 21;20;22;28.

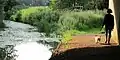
0;20;60;60
14;42;52;60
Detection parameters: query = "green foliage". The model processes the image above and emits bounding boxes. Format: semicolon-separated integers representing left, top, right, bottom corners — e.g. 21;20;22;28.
58;10;104;33
4;0;19;12
20;7;43;22
84;0;107;10
33;9;60;36
55;0;73;9
11;6;48;22
58;10;104;43
49;0;57;9
8;5;30;20
10;7;60;36
10;6;105;42
4;0;19;20
61;30;81;43
55;0;108;10
0;0;7;4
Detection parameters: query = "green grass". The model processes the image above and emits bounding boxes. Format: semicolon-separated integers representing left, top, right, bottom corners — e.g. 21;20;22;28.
72;28;105;35
58;10;104;33
61;30;81;43
80;28;101;34
10;6;50;22
10;7;105;43
61;28;105;44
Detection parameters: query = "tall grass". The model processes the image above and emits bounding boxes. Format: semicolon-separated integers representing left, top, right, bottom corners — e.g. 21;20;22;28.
11;7;60;36
10;7;105;42
58;10;104;33
10;6;49;23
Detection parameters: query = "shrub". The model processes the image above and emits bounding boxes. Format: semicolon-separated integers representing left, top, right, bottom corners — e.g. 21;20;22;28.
30;9;60;35
57;10;104;33
61;30;81;43
55;0;108;10
10;7;60;36
10;7;105;42
11;6;49;22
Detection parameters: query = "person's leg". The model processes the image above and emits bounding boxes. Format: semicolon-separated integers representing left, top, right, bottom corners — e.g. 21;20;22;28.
105;28;108;43
108;29;112;44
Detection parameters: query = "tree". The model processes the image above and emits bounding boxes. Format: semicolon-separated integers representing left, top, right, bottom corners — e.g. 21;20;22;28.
4;0;19;20
49;0;57;9
56;0;74;9
0;0;7;28
55;0;108;10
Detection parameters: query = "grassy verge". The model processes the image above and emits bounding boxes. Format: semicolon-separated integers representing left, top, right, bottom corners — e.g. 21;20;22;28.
79;28;105;34
61;28;105;43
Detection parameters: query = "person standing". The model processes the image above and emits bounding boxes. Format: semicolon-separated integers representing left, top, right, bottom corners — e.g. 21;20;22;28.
102;9;114;45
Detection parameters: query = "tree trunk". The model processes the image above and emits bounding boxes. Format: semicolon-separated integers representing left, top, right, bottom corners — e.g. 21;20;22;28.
0;5;5;28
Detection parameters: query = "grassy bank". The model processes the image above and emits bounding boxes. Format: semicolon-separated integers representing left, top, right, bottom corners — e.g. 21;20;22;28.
10;7;105;43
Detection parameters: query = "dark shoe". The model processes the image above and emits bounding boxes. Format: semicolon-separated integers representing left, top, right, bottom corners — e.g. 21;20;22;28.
107;43;111;45
105;41;107;44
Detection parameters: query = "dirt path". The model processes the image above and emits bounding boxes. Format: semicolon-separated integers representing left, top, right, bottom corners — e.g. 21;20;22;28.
55;34;117;52
50;34;119;60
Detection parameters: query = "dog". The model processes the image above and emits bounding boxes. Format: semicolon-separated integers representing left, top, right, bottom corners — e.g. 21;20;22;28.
94;35;101;44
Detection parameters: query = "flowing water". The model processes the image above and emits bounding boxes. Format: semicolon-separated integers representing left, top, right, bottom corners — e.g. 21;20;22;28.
0;20;60;60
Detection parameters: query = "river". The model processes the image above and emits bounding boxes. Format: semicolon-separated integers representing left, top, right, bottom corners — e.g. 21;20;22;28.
0;20;60;60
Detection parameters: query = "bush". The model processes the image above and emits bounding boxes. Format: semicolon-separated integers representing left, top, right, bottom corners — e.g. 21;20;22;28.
10;7;60;36
34;9;60;36
11;6;49;21
57;10;104;42
55;0;108;10
10;7;105;42
61;30;81;43
57;10;104;33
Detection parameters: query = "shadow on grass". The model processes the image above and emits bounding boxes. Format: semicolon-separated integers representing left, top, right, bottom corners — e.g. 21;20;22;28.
50;46;120;60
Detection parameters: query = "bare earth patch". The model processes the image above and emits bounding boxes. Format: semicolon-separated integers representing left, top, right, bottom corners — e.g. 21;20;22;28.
53;34;117;54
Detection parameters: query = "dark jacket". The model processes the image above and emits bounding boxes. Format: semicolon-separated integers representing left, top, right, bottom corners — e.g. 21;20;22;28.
102;14;114;30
